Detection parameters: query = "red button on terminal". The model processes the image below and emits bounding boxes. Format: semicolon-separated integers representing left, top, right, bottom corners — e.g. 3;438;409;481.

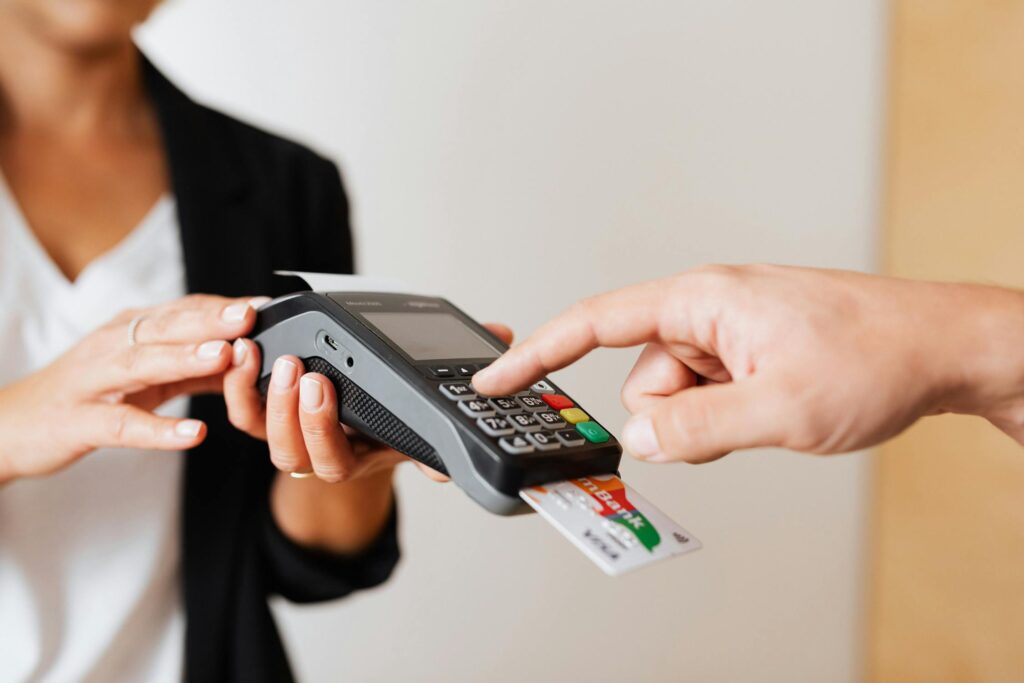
541;394;574;410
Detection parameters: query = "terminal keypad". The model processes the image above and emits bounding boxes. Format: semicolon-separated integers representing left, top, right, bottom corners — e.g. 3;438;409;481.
451;376;613;454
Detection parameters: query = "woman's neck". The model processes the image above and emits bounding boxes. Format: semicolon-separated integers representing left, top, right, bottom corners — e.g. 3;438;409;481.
0;18;147;141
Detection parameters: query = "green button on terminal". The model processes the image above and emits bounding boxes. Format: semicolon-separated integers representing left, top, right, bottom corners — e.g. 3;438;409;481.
575;421;610;444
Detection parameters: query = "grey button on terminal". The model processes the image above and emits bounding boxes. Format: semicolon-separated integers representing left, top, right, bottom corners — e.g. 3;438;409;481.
527;431;562;451
430;365;455;378
458;399;496;418
439;382;476;400
488;397;521;415
508;413;542;433
517;395;547;412
530;380;555;394
499;435;535;454
477;416;514;437
555;429;586;447
535;411;567;430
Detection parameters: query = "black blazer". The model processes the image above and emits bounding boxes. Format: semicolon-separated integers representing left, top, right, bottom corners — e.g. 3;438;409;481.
143;57;400;682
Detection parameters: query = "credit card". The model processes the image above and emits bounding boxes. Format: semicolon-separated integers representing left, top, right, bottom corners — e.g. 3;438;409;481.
520;474;701;576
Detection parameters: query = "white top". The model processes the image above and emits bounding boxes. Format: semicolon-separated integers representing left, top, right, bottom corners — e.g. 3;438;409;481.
0;172;186;683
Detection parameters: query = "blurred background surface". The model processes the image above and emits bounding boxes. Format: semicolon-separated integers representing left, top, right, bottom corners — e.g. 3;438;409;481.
869;2;1024;682
138;1;902;681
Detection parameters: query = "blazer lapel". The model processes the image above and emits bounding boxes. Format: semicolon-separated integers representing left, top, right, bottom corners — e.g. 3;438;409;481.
144;55;274;682
143;56;272;297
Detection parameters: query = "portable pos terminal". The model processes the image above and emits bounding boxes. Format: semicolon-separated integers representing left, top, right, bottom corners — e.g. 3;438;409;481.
252;278;621;515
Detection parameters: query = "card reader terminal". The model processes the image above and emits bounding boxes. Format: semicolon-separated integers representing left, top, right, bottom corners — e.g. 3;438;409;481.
252;288;621;515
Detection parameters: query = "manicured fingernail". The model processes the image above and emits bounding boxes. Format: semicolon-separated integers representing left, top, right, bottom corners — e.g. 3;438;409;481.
300;376;324;411
623;415;662;460
175;420;203;438
272;358;298;390
232;339;248;366
248;296;272;309
221;303;250;323
197;340;226;360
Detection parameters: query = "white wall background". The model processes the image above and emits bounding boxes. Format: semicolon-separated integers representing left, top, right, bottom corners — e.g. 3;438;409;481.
139;2;885;681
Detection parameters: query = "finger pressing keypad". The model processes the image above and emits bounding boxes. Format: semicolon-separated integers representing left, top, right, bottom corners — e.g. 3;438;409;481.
452;376;609;455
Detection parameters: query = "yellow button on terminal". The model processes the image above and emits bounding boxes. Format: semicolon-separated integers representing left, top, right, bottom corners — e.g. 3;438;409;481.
559;408;590;424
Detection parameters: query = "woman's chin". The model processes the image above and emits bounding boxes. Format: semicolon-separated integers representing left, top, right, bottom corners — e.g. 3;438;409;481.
9;0;156;54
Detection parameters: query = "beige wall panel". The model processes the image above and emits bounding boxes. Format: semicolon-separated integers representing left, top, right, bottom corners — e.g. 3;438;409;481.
870;0;1024;681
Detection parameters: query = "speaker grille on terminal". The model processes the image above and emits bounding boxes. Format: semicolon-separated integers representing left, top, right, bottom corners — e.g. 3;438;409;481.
302;357;448;475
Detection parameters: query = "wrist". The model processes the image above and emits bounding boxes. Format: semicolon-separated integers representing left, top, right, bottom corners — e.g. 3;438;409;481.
934;284;1024;429
272;466;396;554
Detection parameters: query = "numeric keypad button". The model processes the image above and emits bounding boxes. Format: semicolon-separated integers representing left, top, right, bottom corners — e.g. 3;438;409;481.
555;429;587;448
487;397;521;415
439;382;476;400
507;413;542;433
458;399;496;418
535;411;567;430
429;365;455;378
499;435;535;454
517;395;547;412
527;431;561;451
477;416;514;437
530;380;555;394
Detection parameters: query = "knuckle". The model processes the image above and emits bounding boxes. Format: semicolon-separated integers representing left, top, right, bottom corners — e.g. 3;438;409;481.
569;296;598;321
181;293;211;307
107;405;134;443
620;383;639;413
774;383;823;451
269;449;302;472
683;264;741;292
690;263;735;278
301;418;334;441
114;307;140;325
120;345;144;376
225;403;255;432
144;312;172;341
313;462;350;483
265;406;294;430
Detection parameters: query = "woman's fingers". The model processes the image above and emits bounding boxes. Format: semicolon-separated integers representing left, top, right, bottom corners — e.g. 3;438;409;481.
620;343;697;414
73;295;270;396
265;356;313;474
129;374;227;411
413;461;451;482
297;374;357;482
120;295;267;345
224;339;267;438
80;403;207;451
83;340;234;395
